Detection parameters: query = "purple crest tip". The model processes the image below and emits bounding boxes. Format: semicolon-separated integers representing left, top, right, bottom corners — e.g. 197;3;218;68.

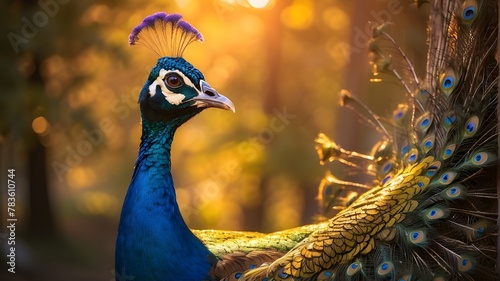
129;12;168;45
177;21;204;42
128;12;204;55
144;12;167;24
165;13;183;24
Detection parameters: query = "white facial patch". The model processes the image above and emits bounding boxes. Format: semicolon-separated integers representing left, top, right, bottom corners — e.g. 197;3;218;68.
148;68;198;106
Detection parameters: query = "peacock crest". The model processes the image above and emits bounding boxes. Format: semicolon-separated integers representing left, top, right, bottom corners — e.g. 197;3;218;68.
128;12;204;57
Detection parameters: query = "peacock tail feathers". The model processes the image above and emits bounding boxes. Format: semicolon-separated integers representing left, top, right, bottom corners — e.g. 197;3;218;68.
240;0;498;280
194;223;331;279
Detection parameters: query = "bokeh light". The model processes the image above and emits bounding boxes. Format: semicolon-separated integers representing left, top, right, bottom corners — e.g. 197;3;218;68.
67;167;96;190
248;0;271;9
281;1;313;29
32;116;50;135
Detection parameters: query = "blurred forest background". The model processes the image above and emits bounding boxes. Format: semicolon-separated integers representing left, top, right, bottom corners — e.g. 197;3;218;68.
0;0;427;280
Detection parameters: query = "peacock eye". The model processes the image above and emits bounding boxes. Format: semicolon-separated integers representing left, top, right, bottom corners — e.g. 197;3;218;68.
165;74;183;88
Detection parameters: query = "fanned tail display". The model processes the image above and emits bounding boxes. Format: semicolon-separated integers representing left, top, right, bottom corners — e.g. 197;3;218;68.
240;0;498;280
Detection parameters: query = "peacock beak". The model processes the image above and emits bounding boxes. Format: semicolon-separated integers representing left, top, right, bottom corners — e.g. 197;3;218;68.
191;81;235;112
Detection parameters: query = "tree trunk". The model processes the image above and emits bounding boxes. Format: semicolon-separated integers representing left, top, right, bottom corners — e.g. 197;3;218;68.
26;134;58;239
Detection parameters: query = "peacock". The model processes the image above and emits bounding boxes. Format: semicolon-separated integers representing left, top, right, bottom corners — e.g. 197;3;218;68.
116;0;498;280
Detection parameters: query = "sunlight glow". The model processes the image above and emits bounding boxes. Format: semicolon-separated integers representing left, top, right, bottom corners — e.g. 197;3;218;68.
175;0;192;8
248;0;270;9
281;2;313;29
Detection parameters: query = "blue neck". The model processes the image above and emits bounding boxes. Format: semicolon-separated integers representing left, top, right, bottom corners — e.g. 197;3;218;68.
116;120;215;281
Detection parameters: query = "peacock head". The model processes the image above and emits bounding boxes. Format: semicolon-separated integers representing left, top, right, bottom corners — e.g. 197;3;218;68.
129;12;234;124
